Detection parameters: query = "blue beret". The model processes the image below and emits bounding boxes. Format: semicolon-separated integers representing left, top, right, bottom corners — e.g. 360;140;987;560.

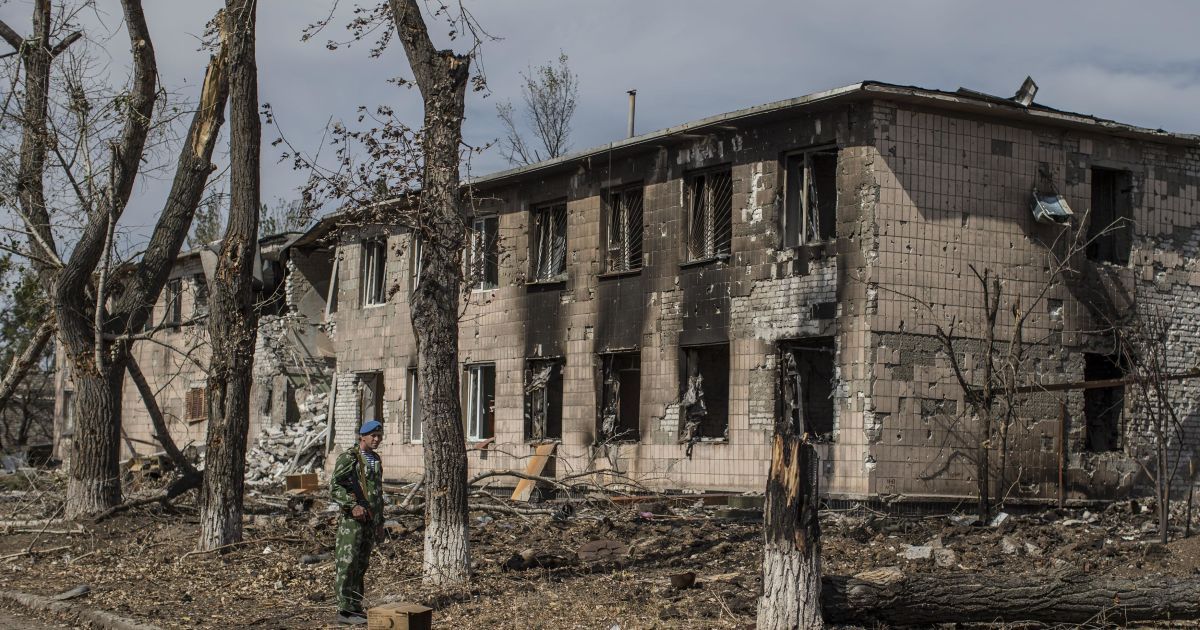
358;420;383;435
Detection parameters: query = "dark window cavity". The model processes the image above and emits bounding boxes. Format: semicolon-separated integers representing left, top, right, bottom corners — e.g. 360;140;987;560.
599;352;641;442
192;274;209;318
604;186;643;272
686;168;733;262
531;203;568;282
164;278;182;328
469;216;499;290
782;147;838;248
407;367;422;442
680;344;730;440
779;338;836;440
525;358;563;441
361;239;387;306
1083;353;1124;452
1086;168;1133;265
465;363;495;440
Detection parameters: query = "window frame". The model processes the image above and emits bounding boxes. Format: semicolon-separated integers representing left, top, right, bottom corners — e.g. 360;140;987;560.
781;146;839;249
678;343;731;441
602;185;644;274
684;166;733;263
1085;167;1133;266
465;363;496;441
524;357;564;442
408;232;423;293
360;238;387;307
407;366;422;443
529;201;568;283
469;215;499;291
164;278;183;329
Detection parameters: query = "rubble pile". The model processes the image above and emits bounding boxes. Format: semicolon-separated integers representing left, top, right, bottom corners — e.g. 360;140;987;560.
245;392;329;485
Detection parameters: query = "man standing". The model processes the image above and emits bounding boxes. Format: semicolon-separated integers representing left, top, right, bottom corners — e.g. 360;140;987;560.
331;420;385;625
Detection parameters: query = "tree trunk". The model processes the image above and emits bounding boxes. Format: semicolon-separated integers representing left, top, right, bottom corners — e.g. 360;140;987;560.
387;0;472;585
0;318;54;416
64;361;126;517
199;0;259;552
758;434;823;629
822;567;1200;625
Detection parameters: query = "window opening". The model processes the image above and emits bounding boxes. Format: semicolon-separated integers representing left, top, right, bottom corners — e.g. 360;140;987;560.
1083;353;1124;452
686;168;733;261
192;274;209;318
525;358;563;441
185;386;207;422
409;233;423;293
469;216;499;290
357;372;384;426
407;367;422;442
531;203;567;281
782;148;837;247
604;187;643;272
361;239;387;305
779;338;836;440
165;278;182;328
599;352;640;442
1086;168;1133;265
680;345;729;447
466;364;495;440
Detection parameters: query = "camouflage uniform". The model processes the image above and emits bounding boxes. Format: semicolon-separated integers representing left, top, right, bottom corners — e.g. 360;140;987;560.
331;446;385;615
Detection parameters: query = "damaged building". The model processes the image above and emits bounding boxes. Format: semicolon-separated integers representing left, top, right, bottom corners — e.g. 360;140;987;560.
322;80;1200;503
52;232;337;479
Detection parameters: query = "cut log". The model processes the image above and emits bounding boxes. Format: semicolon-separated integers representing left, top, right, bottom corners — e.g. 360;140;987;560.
822;566;1200;625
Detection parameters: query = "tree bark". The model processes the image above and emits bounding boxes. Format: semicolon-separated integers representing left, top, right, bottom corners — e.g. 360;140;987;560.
387;0;472;585
64;360;127;515
822;567;1200;626
199;0;259;551
758;434;823;629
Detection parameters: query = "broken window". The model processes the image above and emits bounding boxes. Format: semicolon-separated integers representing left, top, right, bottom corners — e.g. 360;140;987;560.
185;386;207;422
192;274;209;318
779;338;836;440
598;352;640;442
164;278;182;329
62;390;74;435
361;239;387;306
686;168;733;262
408;233;423;293
604;186;643;272
1086;168;1133;265
465;363;495;441
1084;353;1124;452
531;202;567;282
782;147;838;248
679;344;730;441
357;372;384;426
524;358;563;441
468;216;499;290
407;367;422;442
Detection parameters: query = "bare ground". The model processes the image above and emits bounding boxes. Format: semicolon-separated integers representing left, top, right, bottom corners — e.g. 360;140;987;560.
1;472;1198;629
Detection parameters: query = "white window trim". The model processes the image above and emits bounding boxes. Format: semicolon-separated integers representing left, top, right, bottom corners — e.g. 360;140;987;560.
408;368;422;444
466;364;493;441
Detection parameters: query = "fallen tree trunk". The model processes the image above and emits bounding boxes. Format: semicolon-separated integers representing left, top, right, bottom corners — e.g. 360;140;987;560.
822;566;1200;625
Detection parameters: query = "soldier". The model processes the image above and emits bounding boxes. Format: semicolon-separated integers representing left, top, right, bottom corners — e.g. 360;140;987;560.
331;420;385;625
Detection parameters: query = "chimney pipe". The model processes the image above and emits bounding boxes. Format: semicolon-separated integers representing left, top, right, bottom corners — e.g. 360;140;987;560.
626;90;637;138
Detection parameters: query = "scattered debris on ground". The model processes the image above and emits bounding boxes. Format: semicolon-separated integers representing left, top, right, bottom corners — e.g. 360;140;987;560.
245;392;329;486
0;469;1198;628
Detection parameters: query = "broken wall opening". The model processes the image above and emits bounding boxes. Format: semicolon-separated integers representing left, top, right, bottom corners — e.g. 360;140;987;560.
357;372;384;427
782;147;838;247
1086;167;1133;266
598;352;640;442
525;358;563;441
1083;352;1125;452
679;344;729;441
779;337;836;439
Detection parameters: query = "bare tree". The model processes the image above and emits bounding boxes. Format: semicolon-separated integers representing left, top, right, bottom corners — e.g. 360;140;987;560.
496;52;577;165
0;0;230;517
200;0;260;550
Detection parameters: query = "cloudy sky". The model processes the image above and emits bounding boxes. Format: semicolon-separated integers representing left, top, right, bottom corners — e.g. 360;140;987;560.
3;0;1199;241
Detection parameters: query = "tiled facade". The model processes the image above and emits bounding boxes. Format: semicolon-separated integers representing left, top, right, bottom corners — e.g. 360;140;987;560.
328;83;1200;501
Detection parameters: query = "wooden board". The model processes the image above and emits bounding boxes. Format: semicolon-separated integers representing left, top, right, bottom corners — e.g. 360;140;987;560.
510;443;557;502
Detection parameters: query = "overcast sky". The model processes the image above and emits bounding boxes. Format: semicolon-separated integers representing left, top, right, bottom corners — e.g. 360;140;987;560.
3;0;1199;243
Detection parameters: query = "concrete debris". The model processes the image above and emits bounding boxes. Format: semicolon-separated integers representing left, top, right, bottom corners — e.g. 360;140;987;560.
1001;536;1020;555
990;512;1010;527
902;545;933;561
245;392;329;486
933;548;957;568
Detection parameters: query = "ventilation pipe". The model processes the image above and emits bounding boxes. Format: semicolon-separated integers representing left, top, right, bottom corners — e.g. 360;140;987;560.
626;90;637;138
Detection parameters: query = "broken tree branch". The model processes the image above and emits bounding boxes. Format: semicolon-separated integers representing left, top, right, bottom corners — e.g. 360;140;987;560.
0;317;55;414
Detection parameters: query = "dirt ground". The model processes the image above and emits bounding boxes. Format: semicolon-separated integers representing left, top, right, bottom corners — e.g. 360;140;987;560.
1;472;1198;629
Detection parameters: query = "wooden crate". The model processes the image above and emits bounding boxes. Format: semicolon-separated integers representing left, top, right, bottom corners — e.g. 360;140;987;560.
367;602;432;630
284;473;318;494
